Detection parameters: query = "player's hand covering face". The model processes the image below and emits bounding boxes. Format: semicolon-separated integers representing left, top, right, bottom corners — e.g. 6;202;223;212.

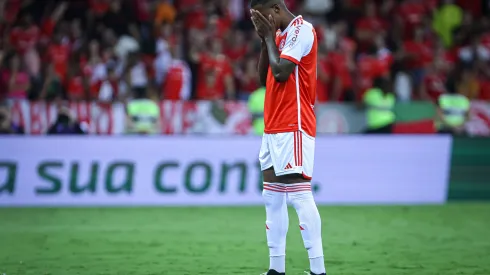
250;9;276;39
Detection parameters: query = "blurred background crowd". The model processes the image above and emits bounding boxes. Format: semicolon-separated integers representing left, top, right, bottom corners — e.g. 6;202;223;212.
0;0;489;135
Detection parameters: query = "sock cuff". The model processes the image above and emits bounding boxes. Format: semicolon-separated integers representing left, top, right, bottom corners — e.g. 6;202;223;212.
308;248;324;259
264;182;311;193
264;182;311;187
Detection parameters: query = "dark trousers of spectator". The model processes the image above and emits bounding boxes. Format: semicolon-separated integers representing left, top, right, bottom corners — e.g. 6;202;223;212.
365;123;394;134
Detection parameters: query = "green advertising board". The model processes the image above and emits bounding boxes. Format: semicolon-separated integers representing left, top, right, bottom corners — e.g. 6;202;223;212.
395;102;436;122
448;138;490;200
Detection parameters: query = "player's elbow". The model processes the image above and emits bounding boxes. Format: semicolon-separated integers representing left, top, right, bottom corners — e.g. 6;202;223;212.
273;73;289;83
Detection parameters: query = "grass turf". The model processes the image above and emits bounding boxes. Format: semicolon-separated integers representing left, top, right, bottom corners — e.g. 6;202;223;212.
0;204;489;275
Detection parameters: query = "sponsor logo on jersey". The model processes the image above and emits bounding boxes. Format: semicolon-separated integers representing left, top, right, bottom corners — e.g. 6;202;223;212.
288;25;302;48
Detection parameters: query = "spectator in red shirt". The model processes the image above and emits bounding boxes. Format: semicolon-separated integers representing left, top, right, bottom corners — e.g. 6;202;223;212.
65;56;89;101
40;2;68;46
161;44;192;100
421;57;447;102
237;57;260;101
395;0;429;39
317;45;331;103
191;39;235;100
205;14;231;40
89;0;111;17
225;30;249;64
182;0;207;30
46;32;71;83
357;46;387;99
9;12;40;77
355;0;386;53
329;41;356;102
0;52;30;100
403;26;433;89
375;35;394;75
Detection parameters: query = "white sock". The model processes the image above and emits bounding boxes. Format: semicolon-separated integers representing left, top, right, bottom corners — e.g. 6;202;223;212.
288;183;326;274
263;182;289;273
270;256;286;273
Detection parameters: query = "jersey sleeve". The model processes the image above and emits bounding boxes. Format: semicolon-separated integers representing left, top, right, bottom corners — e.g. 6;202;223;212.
280;25;315;65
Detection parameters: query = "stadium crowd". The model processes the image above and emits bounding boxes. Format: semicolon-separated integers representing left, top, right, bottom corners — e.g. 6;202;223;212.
0;0;489;103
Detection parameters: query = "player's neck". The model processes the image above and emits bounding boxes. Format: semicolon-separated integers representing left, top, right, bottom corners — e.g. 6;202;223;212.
279;11;297;32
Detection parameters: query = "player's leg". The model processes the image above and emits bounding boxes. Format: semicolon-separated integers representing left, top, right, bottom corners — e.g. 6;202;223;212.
270;131;326;275
260;135;289;274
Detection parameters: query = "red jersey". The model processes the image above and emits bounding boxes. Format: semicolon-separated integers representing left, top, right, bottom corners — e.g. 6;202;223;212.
47;43;71;81
329;51;353;90
10;26;39;54
196;54;232;100
316;56;330;103
66;76;86;100
356;17;386;34
162;60;191;100
403;40;432;69
358;55;384;92
265;16;318;137
423;73;446;102
397;1;428;38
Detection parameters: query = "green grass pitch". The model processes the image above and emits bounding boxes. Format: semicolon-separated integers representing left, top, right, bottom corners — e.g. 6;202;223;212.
1;204;490;275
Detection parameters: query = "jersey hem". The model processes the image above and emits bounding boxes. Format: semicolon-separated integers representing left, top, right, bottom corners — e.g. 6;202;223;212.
264;128;317;137
260;164;273;172
264;127;299;134
276;168;303;176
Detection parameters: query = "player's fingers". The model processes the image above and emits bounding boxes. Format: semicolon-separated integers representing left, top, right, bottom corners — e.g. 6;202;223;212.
251;17;259;27
251;19;259;30
254;11;269;23
256;13;272;27
268;15;275;25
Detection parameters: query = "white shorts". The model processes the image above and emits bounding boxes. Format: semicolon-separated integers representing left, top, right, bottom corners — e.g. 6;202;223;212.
259;130;315;179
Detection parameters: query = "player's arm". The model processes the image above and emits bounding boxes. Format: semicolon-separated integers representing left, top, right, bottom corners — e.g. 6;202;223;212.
263;35;296;83
251;11;294;83
252;10;314;83
258;40;269;86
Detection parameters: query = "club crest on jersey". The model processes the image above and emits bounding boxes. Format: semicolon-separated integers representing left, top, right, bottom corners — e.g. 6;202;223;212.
279;39;286;51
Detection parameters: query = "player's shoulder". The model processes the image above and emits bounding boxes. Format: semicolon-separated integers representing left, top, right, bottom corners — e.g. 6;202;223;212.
286;16;315;36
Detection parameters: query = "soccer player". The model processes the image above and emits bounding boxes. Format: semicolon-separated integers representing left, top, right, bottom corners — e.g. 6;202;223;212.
249;1;326;274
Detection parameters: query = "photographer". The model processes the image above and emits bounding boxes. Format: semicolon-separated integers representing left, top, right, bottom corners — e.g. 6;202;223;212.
47;102;87;135
0;104;24;135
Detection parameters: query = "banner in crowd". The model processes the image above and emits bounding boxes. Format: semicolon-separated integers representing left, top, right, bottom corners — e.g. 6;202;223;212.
8;100;490;136
8;100;251;135
315;103;366;134
0;136;452;206
467;101;490;136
